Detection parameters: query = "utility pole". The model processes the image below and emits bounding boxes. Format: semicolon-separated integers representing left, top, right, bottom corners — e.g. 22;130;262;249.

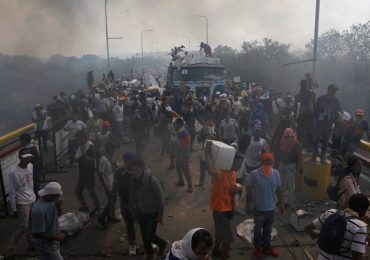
312;0;320;79
104;0;123;70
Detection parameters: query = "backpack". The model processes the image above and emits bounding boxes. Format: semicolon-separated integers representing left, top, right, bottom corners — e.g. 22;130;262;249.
327;176;347;201
147;174;165;191
318;211;353;254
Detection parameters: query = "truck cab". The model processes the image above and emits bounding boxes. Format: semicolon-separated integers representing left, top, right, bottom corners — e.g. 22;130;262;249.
166;53;226;97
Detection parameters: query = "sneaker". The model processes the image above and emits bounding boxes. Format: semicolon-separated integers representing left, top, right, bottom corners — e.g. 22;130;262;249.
96;220;107;230
264;247;279;257
129;244;137;256
194;182;203;187
254;247;263;259
157;240;169;257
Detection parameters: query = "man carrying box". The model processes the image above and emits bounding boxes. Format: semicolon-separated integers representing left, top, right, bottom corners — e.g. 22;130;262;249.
204;140;244;260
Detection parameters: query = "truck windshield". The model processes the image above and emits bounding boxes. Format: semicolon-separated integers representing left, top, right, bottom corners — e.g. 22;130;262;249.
180;67;224;81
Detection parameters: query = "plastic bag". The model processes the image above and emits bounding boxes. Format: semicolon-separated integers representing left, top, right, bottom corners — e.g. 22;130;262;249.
236;219;277;244
59;211;89;236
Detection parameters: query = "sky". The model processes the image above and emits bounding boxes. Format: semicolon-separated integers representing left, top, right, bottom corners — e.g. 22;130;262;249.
0;0;369;58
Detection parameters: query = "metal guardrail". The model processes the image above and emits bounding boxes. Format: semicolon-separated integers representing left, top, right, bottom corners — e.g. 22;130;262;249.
0;117;70;216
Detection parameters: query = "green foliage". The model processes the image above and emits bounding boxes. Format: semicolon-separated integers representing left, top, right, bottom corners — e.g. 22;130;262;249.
306;21;370;60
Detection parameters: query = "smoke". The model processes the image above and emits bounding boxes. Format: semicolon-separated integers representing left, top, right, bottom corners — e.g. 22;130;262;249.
0;0;369;57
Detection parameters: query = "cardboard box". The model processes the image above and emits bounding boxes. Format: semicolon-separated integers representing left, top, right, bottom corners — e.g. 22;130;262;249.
210;140;236;170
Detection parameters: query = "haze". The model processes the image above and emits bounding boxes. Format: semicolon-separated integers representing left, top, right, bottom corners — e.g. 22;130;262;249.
0;0;370;58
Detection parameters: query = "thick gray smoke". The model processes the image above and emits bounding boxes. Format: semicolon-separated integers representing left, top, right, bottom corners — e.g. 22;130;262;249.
0;0;369;57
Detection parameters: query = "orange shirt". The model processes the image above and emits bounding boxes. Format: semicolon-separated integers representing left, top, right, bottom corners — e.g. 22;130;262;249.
210;170;236;212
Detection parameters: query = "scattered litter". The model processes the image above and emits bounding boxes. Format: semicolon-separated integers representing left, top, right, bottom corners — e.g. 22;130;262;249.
236;219;277;244
119;236;125;242
168;214;173;218
290;209;311;231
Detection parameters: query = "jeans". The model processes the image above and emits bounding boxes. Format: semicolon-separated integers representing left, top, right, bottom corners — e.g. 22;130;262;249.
97;203;110;224
33;240;63;260
199;157;206;184
312;120;332;160
253;210;275;248
279;163;296;205
137;212;166;256
75;178;100;210
8;203;33;250
297;113;313;148
120;204;136;245
35;130;48;150
176;157;192;187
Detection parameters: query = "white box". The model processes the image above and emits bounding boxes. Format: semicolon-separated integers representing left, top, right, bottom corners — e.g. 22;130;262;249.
210;140;236;170
185;57;195;64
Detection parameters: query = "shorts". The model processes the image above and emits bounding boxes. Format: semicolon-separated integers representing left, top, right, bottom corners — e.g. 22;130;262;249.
213;211;234;243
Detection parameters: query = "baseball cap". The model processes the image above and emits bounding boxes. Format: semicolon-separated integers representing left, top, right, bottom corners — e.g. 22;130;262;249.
19;149;33;159
355;108;365;116
38;182;63;197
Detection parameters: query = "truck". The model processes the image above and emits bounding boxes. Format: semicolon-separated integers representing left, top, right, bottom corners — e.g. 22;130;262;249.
166;51;226;97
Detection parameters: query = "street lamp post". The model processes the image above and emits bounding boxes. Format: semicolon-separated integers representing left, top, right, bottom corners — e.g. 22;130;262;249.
182;35;191;50
104;0;123;70
141;29;154;62
312;0;320;79
195;15;208;44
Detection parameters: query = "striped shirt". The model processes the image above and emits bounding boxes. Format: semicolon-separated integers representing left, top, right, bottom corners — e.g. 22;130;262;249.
313;209;367;260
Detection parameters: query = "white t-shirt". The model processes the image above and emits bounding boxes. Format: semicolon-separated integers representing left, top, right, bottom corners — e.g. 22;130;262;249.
244;138;268;168
272;98;284;115
220;118;239;140
313;209;367;260
232;101;242;116
64;120;87;140
99;155;113;191
8;165;36;212
113;104;124;122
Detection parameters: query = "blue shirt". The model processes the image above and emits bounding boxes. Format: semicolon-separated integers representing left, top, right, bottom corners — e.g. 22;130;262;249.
248;168;281;211
32;199;59;238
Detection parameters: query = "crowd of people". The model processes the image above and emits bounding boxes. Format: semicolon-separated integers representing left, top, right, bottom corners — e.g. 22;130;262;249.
4;69;370;260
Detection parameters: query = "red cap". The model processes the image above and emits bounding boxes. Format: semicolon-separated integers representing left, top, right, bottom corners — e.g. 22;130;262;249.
102;120;111;128
260;153;274;165
355;109;365;116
